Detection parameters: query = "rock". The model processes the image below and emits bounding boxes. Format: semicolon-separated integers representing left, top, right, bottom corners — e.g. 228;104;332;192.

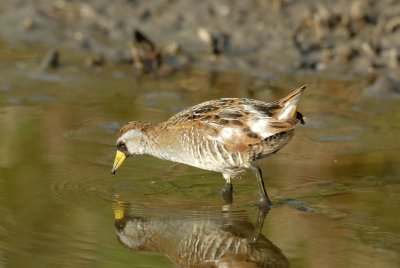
197;27;231;56
130;29;161;73
0;0;398;76
40;49;60;69
85;54;105;67
364;74;400;98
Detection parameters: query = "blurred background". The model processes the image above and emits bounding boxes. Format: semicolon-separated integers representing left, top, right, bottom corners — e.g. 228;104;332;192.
0;1;399;267
1;0;399;77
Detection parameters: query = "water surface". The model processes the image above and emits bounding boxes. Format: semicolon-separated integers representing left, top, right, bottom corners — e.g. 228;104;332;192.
0;46;399;267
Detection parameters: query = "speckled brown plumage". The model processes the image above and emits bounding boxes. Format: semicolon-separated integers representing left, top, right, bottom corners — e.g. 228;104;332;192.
112;85;307;206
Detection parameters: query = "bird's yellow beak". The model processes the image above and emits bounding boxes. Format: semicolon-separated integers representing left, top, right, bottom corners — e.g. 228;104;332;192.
111;150;126;174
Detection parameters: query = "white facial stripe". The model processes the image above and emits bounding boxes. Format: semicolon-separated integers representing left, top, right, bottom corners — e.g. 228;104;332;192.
116;129;146;155
119;129;142;143
116;136;124;144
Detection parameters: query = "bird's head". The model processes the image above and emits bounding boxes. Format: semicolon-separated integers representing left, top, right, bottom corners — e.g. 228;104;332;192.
111;121;152;174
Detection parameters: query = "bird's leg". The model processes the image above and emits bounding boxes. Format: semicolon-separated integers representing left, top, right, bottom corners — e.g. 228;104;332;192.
221;175;233;208
250;165;272;207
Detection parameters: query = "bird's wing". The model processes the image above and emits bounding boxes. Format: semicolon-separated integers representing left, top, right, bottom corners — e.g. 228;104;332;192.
165;98;300;152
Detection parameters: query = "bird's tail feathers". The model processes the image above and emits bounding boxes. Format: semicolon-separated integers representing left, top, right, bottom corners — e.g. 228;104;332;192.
276;85;307;121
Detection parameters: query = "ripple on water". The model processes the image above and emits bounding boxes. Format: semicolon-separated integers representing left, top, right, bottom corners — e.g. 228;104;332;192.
46;167;252;213
111;200;252;221
65;119;121;145
47;174;119;209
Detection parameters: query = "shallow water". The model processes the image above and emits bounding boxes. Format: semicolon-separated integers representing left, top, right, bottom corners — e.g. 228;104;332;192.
0;46;399;268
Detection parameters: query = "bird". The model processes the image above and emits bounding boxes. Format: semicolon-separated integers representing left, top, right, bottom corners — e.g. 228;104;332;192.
111;85;307;206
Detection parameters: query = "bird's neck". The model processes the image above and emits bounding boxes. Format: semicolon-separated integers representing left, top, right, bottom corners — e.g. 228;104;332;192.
138;123;169;157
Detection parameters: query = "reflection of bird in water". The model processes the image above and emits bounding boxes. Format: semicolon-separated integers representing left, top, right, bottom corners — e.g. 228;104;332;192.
111;86;306;206
114;203;288;268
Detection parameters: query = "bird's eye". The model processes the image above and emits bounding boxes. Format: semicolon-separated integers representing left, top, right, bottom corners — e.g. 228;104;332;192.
117;142;129;156
117;142;126;150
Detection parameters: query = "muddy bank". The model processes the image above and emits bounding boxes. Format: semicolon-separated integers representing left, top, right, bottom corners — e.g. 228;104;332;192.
0;0;399;78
